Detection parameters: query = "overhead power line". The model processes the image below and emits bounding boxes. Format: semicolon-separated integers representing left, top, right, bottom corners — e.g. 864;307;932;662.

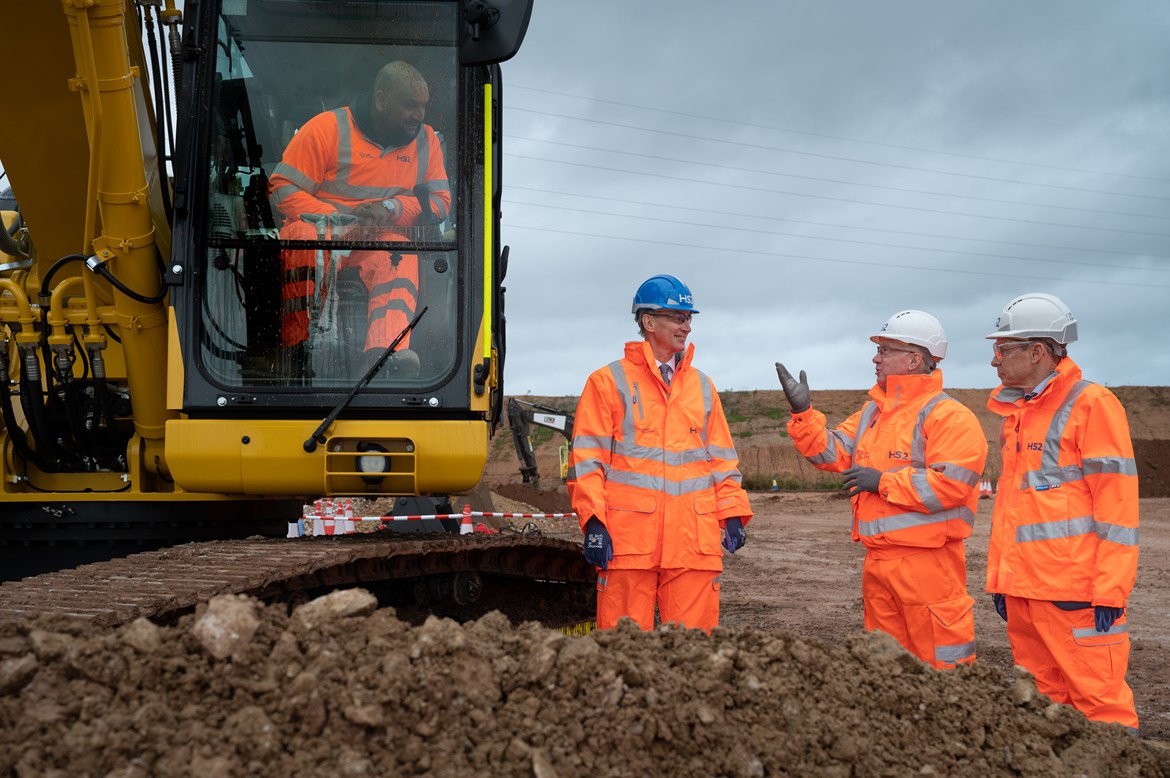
505;196;1170;274
507;153;1170;240
509;134;1170;223
508;184;1170;261
509;85;1170;188
505;224;1170;290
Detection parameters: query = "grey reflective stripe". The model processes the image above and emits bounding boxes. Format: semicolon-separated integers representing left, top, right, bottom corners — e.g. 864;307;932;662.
369;278;419;301
414;126;430;186
606;467;716;496
609;360;635;447
933;462;982;487
697;370;713;444
707;445;737;460
909;394;953;514
1016;515;1095;543
1072;624;1128;639
857;506;975;537
319;181;413;200
847;402;881;460
573;435;612;450
804;428;842;463
569;459;607;480
1096;521;1139;547
367;299;414;324
1083;457;1138;477
935;642;975;664
419;179;451;220
713;468;744;485
332;109;353;187
1020;380;1090;490
272;162;319;195
1022;464;1083;489
911;394;949;468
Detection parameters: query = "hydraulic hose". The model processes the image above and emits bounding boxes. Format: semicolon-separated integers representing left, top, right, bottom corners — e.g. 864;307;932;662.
0;344;48;470
39;254;88;297
85;255;168;304
0;217;28;259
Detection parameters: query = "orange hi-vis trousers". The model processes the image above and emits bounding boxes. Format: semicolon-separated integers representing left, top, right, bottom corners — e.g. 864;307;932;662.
862;540;976;669
278;219;418;352
1004;596;1138;730
596;568;720;633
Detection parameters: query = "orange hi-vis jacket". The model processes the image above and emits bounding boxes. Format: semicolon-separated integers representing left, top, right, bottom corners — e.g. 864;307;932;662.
568;341;753;572
788;370;987;555
986;358;1139;607
268;106;450;225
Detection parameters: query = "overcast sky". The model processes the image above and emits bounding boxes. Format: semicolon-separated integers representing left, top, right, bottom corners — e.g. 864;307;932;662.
4;2;1167;397
499;0;1170;396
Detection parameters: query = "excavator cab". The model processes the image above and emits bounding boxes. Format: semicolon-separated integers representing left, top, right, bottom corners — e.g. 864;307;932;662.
164;0;531;495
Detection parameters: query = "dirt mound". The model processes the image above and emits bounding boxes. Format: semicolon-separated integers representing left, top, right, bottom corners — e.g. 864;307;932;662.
493;483;573;515
1;593;1166;777
1135;440;1170;498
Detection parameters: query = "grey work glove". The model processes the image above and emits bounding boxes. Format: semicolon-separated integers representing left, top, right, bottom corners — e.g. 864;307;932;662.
843;465;882;496
774;362;810;414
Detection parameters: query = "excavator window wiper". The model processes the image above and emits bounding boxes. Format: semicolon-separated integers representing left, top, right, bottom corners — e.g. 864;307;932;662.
303;306;427;453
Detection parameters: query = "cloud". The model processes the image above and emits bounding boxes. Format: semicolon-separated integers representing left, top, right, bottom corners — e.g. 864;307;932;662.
498;0;1170;395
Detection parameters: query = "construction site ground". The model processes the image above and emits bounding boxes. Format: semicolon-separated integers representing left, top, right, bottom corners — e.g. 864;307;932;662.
1;488;1167;776
0;385;1166;775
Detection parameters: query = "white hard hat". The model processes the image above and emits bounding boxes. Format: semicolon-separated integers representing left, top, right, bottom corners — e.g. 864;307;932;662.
870;310;948;359
986;293;1077;344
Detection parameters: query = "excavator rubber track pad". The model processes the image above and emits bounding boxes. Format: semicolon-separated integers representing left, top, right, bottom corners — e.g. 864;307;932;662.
0;534;596;629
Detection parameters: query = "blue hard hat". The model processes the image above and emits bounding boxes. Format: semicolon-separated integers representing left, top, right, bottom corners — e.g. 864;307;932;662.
631;274;700;314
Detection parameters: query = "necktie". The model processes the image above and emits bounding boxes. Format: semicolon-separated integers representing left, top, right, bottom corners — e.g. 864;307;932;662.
659;364;673;386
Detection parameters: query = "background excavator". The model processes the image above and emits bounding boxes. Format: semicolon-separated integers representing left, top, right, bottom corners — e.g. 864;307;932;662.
0;0;593;629
506;396;573;489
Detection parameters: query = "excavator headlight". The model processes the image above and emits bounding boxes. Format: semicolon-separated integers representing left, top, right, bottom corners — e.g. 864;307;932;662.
355;442;390;484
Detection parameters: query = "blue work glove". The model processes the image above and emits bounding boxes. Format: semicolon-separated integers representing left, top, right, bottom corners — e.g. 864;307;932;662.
992;593;1007;622
583;517;614;570
1094;605;1124;633
722;517;747;553
843;466;882;496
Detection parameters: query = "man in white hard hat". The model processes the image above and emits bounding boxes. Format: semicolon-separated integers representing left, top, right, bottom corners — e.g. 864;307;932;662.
775;310;988;669
984;292;1140;731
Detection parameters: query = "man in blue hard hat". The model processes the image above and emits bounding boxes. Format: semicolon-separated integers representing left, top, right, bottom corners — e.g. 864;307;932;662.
567;274;752;632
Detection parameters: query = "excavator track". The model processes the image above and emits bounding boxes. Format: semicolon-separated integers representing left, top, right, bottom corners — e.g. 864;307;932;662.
0;534;596;630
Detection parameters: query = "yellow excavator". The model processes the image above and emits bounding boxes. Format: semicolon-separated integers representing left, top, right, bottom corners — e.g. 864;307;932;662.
0;0;592;627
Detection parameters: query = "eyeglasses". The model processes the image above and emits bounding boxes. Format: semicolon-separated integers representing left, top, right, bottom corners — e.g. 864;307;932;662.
874;345;918;358
992;341;1035;359
648;312;693;325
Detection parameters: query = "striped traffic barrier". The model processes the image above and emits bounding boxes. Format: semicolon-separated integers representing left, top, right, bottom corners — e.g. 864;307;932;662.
287;500;580;538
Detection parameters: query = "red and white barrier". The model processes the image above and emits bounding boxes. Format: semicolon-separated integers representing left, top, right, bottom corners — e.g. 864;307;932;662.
979;479;995;499
287;501;579;538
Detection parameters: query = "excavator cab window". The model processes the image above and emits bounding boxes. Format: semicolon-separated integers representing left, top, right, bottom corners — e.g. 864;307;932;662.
190;1;464;393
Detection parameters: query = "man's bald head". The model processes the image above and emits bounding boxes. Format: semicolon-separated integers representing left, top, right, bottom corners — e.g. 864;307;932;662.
372;61;430;147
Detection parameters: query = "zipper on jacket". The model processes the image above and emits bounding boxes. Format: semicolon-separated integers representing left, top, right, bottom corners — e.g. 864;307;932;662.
633;381;645;421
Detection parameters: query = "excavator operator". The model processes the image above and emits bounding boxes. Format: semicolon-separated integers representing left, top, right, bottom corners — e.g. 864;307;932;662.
268;60;450;378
